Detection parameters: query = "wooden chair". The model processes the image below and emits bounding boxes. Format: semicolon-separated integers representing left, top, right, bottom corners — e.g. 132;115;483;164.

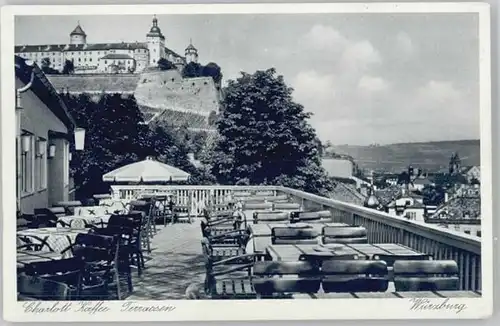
290;210;332;223
49;207;66;217
271;227;319;245
321;260;389;293
253;261;321;297
203;253;267;299
55;201;83;215
298;253;360;266
256;191;274;197
201;237;247;262
372;253;433;267
393;260;459;291
322;226;368;244
253;211;289;224
264;194;289;202
17;275;70;301
243;202;273;211
92;213;145;276
23;257;86;299
71;233;130;300
272;202;301;211
33;208;59;228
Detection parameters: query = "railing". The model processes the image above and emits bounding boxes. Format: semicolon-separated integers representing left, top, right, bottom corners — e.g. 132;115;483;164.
109;184;482;291
110;185;278;214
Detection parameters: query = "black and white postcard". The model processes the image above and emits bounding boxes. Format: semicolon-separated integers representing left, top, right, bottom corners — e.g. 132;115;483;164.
0;2;493;322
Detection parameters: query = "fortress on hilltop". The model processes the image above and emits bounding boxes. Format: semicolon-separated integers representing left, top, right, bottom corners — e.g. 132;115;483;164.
15;15;196;74
15;16;221;130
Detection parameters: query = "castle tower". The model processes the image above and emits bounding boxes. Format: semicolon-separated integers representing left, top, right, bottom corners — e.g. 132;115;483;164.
185;39;198;64
146;15;166;66
70;22;87;45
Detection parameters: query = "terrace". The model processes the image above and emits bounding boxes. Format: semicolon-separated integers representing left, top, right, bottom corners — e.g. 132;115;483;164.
17;185;481;300
111;185;481;293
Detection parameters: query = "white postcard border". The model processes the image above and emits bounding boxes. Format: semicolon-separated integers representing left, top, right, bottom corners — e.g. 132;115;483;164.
1;2;493;322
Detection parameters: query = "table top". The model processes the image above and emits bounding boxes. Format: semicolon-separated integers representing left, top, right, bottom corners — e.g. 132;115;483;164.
267;243;423;261
17;251;63;269
17;227;88;254
17;227;88;236
249;222;348;237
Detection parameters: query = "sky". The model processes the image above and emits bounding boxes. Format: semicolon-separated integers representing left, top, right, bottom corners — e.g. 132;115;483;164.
15;13;480;145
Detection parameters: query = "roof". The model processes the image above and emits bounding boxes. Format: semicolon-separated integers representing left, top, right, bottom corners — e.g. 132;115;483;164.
185;43;197;51
413;178;433;185
406;201;425;209
15;42;149;53
15;55;76;131
70;24;86;36
100;54;134;60
431;196;481;220
374;185;402;206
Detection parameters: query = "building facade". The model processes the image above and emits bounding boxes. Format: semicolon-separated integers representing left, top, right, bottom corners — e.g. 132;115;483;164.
15;56;78;214
14;16;199;75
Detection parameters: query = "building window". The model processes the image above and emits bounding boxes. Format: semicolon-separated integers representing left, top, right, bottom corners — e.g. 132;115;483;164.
477;231;482;237
464;230;471;235
35;137;47;190
20;132;35;194
105;60;107;64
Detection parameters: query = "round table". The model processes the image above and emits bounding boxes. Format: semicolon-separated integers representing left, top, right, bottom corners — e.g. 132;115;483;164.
17;227;88;256
57;215;111;229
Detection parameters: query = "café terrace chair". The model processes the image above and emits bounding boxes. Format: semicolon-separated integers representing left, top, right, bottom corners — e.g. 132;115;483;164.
322;226;368;244
321;260;389;293
271;227;319;245
17;274;70;301
33;208;59;228
253;211;289;224
71;233;130;300
252;261;321;298
23;257;86;300
393;260;460;292
290;210;332;223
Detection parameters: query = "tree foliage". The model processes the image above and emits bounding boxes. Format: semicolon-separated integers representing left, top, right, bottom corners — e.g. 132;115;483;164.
157;58;176;71
210;68;333;195
62;60;74;74
63;93;213;199
41;57;60;74
181;61;223;84
421;184;445;206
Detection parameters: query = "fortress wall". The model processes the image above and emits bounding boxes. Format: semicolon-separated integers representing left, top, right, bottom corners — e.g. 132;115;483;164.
47;74;140;93
134;71;219;115
47;71;220;130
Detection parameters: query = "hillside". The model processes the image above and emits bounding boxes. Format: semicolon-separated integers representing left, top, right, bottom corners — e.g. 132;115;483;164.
329;140;480;173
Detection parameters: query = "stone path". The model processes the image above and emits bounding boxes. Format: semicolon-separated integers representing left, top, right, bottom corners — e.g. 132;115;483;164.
126;221;205;300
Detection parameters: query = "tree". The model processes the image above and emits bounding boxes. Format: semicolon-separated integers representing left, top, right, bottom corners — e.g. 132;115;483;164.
182;62;203;78
64;93;214;199
210;68;333;196
40;57;60;74
62;60;74;74
421;184;445;206
157;58;176;71
202;62;223;84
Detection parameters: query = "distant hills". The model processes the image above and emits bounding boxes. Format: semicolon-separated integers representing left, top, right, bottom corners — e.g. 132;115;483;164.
329;140;480;174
